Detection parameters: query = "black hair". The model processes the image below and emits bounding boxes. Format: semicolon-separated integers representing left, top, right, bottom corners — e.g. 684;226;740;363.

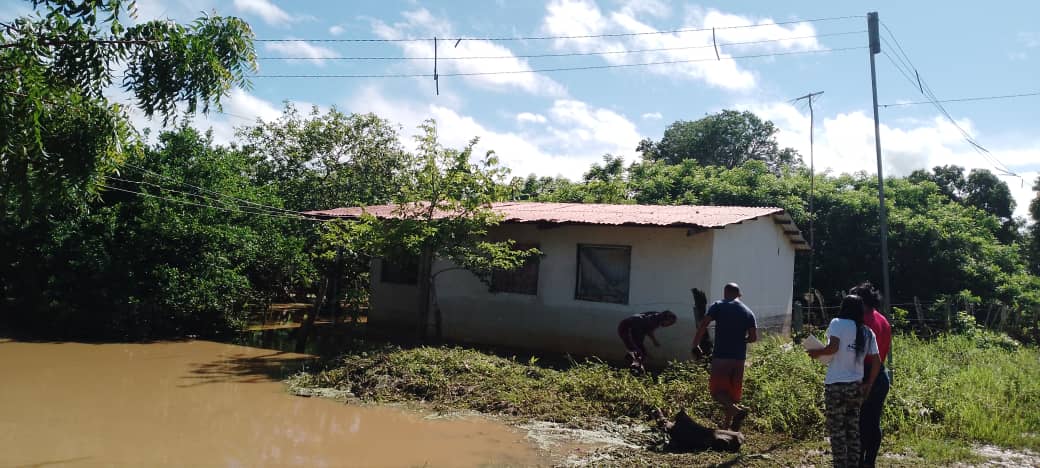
850;281;882;310
658;310;677;324
838;294;868;357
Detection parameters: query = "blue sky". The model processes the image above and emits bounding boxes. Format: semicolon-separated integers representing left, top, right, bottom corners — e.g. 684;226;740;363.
4;0;1038;218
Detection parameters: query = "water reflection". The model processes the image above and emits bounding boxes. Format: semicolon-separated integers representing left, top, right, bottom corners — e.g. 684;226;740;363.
0;340;543;467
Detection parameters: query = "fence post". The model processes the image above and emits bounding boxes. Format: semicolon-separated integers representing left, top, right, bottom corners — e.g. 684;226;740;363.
914;296;930;334
945;303;952;332
793;301;804;337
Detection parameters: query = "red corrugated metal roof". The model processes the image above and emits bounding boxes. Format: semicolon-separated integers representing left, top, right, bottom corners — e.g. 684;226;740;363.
308;202;775;228
306;202;809;250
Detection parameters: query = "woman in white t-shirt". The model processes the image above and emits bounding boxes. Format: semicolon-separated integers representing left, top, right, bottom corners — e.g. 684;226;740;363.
807;295;881;468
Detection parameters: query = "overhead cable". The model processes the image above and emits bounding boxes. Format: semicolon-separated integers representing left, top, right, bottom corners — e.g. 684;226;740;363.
100;183;320;222
253;15;861;44
879;22;1017;177
119;162;310;217
256;31;866;61
250;46;866;78
880;91;1040;107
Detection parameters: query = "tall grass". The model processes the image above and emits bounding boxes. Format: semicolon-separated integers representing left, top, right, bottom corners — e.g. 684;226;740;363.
289;333;1040;450
885;333;1040;449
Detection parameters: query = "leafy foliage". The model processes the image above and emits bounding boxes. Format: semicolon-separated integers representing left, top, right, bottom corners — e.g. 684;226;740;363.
637;110;801;173
1;1;259;337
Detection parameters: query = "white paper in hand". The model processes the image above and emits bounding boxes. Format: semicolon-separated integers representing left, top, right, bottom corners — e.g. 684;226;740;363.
802;335;833;365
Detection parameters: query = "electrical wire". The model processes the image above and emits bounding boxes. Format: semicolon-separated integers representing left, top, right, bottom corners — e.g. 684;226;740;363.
879;22;1018;177
106;175;305;219
253;15;862;44
255;31;867;61
99;183;321;222
119;162;311;218
251;46;866;78
880;91;1040;107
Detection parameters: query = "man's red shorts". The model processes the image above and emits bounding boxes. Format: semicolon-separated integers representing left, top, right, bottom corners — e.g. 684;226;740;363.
709;358;745;402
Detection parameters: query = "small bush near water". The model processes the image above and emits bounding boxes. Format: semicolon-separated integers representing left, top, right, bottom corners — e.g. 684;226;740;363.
290;333;1040;451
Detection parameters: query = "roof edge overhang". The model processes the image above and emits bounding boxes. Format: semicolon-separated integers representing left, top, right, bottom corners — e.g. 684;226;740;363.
771;211;811;251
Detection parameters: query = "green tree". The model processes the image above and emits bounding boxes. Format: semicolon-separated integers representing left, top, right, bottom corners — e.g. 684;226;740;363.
638;110;801;173
1;0;257;335
908;165;1017;242
1027;176;1040;276
239;103;408;212
323;120;537;342
7;126;307;338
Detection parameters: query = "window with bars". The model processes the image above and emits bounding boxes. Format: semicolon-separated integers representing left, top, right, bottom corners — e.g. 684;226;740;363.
490;243;540;295
575;244;631;304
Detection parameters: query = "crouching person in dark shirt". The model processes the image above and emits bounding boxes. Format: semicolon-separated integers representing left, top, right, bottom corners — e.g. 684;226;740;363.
617;310;677;372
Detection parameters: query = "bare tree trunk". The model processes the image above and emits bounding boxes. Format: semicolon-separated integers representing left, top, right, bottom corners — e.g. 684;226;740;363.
295;277;328;354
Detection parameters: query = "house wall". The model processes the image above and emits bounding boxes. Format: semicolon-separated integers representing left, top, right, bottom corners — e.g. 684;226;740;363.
370;224;715;364
369;219;797;363
707;218;796;334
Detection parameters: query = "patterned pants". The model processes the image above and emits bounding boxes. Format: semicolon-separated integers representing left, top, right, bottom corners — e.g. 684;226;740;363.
825;382;864;468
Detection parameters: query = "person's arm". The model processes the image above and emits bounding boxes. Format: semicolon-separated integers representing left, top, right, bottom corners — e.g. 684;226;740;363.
692;315;714;354
648;329;661;346
746;327;758;344
862;353;881;395
807;336;840;358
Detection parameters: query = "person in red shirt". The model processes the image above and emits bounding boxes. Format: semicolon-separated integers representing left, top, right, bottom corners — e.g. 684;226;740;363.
850;281;892;468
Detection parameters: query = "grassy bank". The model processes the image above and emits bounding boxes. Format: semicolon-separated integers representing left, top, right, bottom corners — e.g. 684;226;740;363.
289;332;1040;462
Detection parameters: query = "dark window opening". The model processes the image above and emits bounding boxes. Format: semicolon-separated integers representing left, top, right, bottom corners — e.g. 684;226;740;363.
575;244;631;304
381;255;419;284
491;243;540;295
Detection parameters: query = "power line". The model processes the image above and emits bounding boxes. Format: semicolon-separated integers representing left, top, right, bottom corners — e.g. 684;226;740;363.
119;162;310;218
253;15;861;44
250;46;866;78
99;183;320;222
107;175;305;219
878;22;1017;177
880;91;1040;107
255;31;866;61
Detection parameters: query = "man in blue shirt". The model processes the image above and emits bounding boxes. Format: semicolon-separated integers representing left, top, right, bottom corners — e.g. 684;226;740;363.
692;283;758;431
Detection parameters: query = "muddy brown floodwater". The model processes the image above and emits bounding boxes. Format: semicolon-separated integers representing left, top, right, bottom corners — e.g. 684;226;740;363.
0;339;547;467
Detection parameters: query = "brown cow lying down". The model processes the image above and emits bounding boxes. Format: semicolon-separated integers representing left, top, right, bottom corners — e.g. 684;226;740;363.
653;408;744;453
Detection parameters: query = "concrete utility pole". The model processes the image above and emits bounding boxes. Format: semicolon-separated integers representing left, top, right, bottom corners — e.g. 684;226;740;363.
868;11;894;371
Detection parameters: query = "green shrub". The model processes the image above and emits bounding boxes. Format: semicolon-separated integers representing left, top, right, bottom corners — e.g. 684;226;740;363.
294;334;1040;451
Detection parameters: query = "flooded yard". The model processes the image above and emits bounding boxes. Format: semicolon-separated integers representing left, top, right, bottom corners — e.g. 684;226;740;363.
0;339;546;467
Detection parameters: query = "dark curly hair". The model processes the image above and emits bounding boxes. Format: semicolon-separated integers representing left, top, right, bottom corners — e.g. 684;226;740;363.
850;281;882;311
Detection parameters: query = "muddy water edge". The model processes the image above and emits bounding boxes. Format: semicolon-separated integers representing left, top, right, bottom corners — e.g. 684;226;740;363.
0;339;548;467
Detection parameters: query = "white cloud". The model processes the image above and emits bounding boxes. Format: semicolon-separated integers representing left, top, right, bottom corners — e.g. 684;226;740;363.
642;112;662;120
370;9;568;97
233;0;294;26
546;100;641;155
541;0;825;91
1018;32;1040;48
517;112;548;124
620;0;671;18
328;25;346;36
263;40;340;66
746;100;1040;220
345;86;642;179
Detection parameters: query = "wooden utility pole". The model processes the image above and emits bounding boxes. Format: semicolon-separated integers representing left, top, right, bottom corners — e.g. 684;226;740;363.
868;11;894;372
792;90;824;322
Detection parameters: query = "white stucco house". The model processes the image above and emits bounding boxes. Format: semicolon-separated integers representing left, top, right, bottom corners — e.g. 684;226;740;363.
309;202;808;364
